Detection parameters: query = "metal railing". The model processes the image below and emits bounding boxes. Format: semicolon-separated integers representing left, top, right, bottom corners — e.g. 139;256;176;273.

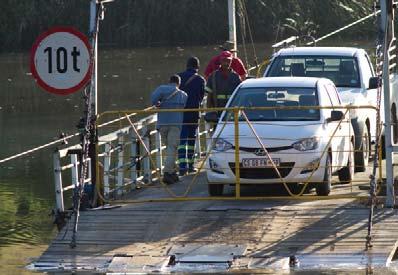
53;104;382;212
52;110;211;212
53;148;91;213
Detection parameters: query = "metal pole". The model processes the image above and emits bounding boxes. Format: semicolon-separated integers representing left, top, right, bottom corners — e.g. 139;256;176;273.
142;126;151;184
130;129;138;189
89;0;98;117
155;131;163;174
104;143;111;199
53;150;64;213
234;108;240;198
89;0;98;198
195;125;201;158
71;154;79;189
117;133;124;196
381;0;395;207
228;0;237;55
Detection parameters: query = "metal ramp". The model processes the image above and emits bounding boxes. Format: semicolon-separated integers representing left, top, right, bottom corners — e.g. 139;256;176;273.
32;171;398;273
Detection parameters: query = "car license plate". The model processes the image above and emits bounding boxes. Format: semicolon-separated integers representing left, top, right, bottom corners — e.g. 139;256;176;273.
242;158;280;168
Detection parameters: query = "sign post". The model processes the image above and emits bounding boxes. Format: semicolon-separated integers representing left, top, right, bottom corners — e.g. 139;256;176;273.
88;0;99;205
30;25;99;203
30;27;92;95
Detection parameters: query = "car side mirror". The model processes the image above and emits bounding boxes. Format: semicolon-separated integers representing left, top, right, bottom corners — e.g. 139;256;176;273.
327;110;344;122
204;112;219;123
368;76;381;89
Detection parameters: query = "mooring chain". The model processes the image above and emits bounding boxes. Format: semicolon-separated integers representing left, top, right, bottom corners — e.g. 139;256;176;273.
70;88;94;248
366;38;384;250
69;3;103;249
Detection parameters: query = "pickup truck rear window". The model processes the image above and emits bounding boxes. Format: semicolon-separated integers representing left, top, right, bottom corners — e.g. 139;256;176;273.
267;56;360;88
223;87;320;121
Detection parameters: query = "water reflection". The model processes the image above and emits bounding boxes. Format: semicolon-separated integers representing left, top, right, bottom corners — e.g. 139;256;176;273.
0;180;56;247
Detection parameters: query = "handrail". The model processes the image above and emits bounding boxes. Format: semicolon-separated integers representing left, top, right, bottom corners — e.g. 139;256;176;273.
53;108;210;210
52;104;379;212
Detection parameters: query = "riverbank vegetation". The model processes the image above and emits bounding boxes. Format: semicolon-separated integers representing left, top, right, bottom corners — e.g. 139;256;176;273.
1;0;374;52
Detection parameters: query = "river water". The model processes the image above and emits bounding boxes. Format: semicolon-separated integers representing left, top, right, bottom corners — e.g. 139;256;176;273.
0;43;272;274
0;41;388;274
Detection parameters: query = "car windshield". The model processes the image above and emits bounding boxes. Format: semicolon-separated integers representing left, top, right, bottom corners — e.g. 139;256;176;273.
267;56;360;88
223;87;320;121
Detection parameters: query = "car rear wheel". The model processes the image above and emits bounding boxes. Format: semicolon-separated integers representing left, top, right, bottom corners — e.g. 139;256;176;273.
354;127;370;172
208;183;224;196
338;140;355;184
316;155;332;196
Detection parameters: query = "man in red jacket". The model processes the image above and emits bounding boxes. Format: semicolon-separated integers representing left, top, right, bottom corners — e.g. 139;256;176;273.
205;51;241;109
204;41;247;81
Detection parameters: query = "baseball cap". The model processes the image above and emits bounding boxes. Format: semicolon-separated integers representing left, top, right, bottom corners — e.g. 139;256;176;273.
219;40;237;52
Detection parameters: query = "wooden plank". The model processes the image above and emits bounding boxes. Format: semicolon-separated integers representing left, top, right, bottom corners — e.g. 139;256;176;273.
54;226;398;236
52;229;398;242
35;187;398;273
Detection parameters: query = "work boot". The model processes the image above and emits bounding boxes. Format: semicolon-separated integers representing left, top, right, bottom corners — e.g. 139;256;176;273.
162;172;175;185
171;172;180;182
179;169;188;177
188;166;198;173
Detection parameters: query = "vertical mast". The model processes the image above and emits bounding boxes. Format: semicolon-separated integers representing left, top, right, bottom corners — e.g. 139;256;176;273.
88;0;98;190
380;0;395;207
89;0;98;116
228;0;237;56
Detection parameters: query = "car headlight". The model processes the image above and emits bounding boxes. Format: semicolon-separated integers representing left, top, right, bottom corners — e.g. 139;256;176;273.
213;138;233;152
292;137;319;151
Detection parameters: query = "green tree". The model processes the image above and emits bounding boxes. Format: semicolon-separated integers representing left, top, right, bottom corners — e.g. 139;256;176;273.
0;0;376;52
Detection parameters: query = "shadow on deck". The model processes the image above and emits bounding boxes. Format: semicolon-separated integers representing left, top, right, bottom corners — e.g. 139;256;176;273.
32;170;398;273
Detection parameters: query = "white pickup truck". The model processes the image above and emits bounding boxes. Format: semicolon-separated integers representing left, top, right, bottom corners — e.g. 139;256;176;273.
264;47;398;172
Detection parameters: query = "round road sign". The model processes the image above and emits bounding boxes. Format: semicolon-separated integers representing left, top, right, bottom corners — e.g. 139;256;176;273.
30;27;92;95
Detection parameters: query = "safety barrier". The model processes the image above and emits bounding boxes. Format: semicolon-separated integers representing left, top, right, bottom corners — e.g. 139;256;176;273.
52;109;211;211
53;104;382;211
53;147;92;213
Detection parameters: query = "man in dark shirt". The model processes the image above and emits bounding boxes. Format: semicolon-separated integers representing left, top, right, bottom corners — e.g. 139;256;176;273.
177;57;206;175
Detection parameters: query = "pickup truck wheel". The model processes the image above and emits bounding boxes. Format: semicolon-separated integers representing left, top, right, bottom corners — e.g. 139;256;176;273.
316;155;332;196
338;141;355;184
392;106;398;144
381;135;386;159
354;128;370;172
208;183;224;196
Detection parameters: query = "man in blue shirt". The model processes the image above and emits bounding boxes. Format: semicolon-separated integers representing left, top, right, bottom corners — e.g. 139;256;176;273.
177;57;206;176
151;75;187;184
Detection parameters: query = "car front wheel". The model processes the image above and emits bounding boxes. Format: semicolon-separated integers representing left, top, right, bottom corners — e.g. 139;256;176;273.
208;183;224;196
316;155;332;196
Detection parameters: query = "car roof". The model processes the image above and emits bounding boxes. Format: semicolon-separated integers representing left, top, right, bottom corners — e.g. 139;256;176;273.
240;77;331;88
275;47;363;57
